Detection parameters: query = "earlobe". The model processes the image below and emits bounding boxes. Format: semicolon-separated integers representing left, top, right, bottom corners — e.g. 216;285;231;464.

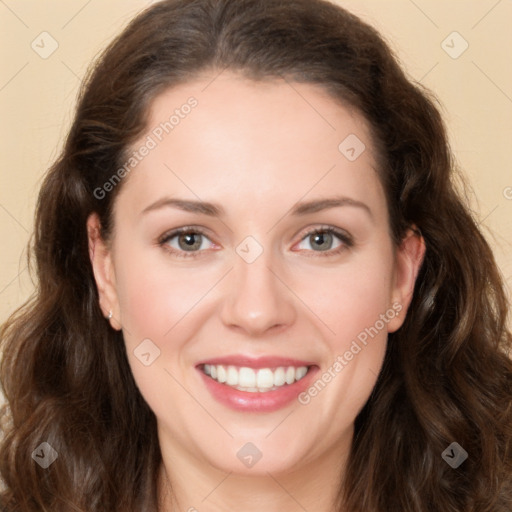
387;227;426;333
86;213;122;330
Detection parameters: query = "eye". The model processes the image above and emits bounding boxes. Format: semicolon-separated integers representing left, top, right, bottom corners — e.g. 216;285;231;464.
158;227;217;257
294;227;353;255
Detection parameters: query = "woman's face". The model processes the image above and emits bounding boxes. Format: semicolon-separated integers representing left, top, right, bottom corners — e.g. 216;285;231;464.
89;72;423;478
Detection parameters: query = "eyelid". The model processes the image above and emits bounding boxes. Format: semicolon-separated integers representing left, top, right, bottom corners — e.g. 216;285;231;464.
295;224;352;241
157;225;212;244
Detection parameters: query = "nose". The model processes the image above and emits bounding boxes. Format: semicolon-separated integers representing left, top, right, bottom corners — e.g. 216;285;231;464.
219;250;297;336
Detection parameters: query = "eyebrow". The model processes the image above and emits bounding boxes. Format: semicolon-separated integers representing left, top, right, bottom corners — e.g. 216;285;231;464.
141;196;372;219
141;198;224;217
290;197;373;219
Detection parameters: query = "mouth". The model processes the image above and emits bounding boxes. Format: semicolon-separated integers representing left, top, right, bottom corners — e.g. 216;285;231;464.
196;356;318;412
200;363;310;393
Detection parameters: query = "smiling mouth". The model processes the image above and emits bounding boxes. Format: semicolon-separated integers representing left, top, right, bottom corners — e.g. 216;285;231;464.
201;364;311;393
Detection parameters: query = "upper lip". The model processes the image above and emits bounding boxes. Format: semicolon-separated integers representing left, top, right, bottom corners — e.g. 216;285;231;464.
196;355;316;369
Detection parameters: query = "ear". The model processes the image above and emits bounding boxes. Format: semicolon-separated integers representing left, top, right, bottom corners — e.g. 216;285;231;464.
87;213;122;330
387;227;426;333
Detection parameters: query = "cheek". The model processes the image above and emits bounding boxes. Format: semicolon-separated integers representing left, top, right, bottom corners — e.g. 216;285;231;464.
296;258;395;424
115;263;171;344
111;249;206;415
320;274;391;387
113;245;216;345
299;254;395;343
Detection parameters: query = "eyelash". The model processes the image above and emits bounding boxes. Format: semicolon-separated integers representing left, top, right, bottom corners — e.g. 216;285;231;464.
157;225;354;259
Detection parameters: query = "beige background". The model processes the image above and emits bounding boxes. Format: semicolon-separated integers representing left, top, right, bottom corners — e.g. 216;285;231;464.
1;0;511;325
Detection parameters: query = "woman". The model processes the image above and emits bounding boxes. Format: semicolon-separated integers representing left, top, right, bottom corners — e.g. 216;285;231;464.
1;0;511;510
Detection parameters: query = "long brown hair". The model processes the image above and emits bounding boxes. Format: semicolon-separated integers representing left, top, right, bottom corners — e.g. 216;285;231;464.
1;0;511;510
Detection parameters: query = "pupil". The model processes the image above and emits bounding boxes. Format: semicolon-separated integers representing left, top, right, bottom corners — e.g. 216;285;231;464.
312;232;332;251
179;233;200;250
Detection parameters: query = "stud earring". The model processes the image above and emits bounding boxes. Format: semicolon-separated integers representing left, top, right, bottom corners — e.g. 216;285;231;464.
107;311;113;320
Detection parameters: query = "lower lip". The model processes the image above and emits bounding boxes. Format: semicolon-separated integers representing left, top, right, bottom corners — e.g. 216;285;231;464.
197;366;319;412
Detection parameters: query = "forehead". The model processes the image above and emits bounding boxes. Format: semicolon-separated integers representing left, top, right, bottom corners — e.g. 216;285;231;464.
116;72;385;218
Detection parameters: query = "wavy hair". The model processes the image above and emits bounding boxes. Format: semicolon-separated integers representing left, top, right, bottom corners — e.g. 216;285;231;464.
1;0;511;510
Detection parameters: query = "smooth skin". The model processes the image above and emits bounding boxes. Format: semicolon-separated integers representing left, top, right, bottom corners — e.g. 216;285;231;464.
88;72;425;511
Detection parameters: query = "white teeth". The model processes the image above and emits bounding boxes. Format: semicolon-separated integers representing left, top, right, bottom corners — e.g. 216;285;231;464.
256;368;274;389
274;367;285;386
217;365;227;383
227;366;238;386
202;364;310;392
238;367;256;387
296;367;308;380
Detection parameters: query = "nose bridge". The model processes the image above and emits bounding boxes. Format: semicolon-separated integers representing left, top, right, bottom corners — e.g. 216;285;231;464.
220;242;296;335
